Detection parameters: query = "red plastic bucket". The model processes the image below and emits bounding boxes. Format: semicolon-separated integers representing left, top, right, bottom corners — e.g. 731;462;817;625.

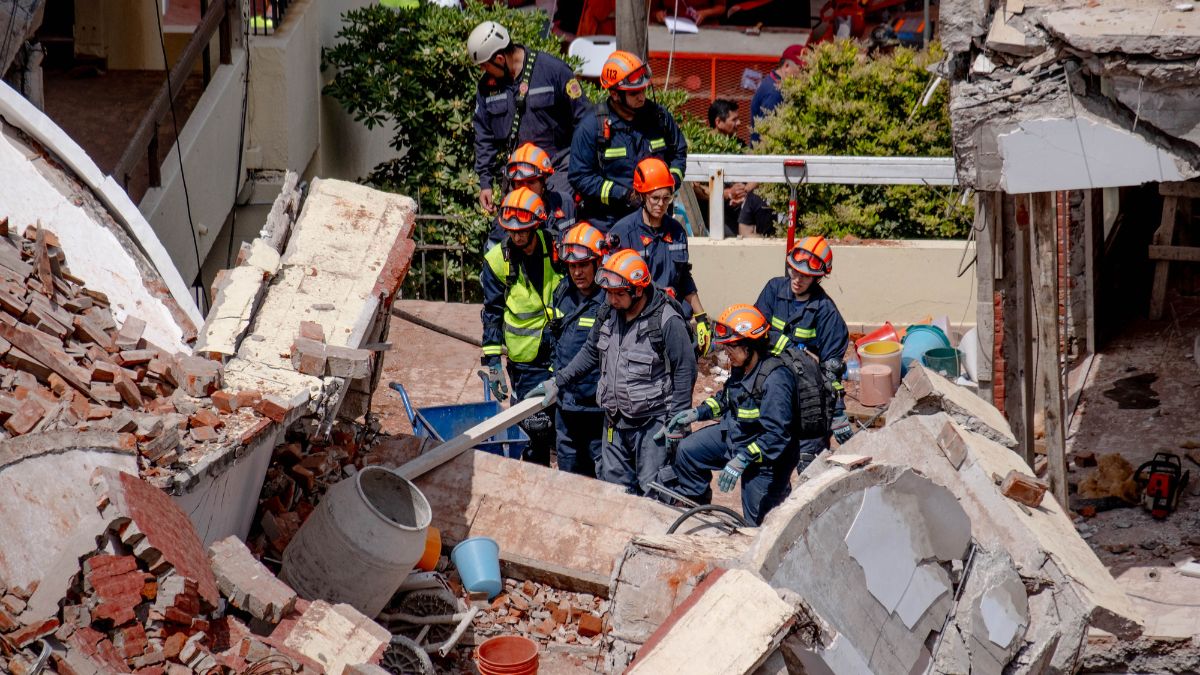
855;322;899;349
476;635;539;675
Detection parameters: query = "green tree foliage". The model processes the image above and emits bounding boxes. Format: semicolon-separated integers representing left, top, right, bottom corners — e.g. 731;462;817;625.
754;40;971;239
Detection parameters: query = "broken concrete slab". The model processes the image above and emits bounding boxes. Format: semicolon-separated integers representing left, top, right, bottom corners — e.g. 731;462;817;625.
366;436;701;596
626;568;796;675
607;534;755;672
1041;7;1200;59
271;600;389;675
885;364;1017;447
0;431;137;598
208;535;297;624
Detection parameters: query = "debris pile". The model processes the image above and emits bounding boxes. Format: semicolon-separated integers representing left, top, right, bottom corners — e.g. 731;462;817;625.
0;465;388;674
473;578;610;648
0;222;274;486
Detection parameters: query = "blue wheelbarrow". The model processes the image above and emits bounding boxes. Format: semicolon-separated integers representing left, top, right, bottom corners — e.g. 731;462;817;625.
388;373;529;460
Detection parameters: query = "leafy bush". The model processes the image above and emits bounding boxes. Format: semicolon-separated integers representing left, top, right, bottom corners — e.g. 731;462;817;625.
754;40;971;239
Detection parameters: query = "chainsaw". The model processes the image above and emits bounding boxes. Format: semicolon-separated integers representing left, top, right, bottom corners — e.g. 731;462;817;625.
1134;452;1190;519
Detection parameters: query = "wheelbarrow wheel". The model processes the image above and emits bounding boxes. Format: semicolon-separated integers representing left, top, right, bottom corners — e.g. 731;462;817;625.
382;635;435;675
389;588;461;644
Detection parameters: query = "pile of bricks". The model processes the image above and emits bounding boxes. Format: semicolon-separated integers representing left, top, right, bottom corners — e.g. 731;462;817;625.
0;223;278;473
249;427;370;561
472;578;609;649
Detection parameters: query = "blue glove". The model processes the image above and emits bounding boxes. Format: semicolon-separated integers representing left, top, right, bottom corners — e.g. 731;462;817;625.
484;363;509;402
832;414;854;444
525;378;559;406
718;454;750;493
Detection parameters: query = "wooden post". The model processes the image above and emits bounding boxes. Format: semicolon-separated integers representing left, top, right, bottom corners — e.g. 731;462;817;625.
974;191;999;401
1082;189;1102;353
616;0;649;60
1149;194;1179;320
1032;191;1067;506
1001;193;1035;467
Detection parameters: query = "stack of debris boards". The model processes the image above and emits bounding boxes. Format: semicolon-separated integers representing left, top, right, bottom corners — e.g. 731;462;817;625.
0;220;270;478
604;365;1146;675
0;466;390;674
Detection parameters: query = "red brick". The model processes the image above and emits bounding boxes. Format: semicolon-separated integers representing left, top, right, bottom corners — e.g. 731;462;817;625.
115;316;146;351
162;606;195;625
177;356;222;397
577;613;604;637
211;390;236;413
73;315;118;352
113;622;148;660
191;426;218;442
8;618;60;647
289;337;326;376
254;395;289;423
532;618;555;636
4;399;45;435
117;349;155;366
188;408;223;430
0;606;17;631
84;555;139;581
1001;470;1048;508
114;374;143;408
298;321;325;343
162;632;187;659
91;598;139;627
234;390;262;410
92;571;150;600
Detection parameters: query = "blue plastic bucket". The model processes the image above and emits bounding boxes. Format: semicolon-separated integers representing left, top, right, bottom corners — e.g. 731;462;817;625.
452;537;502;599
900;325;951;375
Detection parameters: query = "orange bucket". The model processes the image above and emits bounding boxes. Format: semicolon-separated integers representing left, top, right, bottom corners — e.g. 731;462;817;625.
415;526;441;572
476;635;539;675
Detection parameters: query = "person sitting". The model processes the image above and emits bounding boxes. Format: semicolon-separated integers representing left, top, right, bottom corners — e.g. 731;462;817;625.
694;99;776;237
651;0;727;26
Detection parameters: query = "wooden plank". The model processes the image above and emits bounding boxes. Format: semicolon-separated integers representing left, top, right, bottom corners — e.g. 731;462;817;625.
1149;195;1179;320
616;0;649;58
1159;181;1200;199
1148;244;1200;263
975;191;999;388
394;396;547;481
1000;194;1035;466
1082;189;1101;354
1032;192;1067;508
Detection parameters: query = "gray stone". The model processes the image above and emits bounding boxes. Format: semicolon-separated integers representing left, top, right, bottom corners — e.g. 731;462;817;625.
885;364;1018;448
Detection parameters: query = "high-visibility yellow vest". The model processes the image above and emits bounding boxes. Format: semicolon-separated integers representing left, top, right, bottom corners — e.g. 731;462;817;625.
483;231;563;363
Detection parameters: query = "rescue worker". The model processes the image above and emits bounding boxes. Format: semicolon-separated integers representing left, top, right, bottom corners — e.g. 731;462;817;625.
753;235;853;469
569;50;688;232
528;250;697;495
487;143;577;248
609;157;712;355
480;187;564;464
659;304;801;525
750;44;805;144
469;20;591;212
547;223;609;477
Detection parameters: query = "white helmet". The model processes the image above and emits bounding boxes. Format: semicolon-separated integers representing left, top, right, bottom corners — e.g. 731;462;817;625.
468;21;511;65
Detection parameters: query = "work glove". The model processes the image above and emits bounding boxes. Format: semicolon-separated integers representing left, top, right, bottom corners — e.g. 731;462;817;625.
718;454;750;493
654;407;701;447
694;313;712;356
525;378;559;406
484;363;509;402
831;414;854;445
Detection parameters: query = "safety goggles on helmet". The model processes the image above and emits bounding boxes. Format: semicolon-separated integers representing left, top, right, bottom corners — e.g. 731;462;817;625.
499;206;542;231
595;267;632;290
560;242;601;262
505;162;546;181
713;321;740;343
787;247;831;276
616;65;650;91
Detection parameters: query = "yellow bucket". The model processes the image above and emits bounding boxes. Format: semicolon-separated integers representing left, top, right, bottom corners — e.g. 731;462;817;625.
857;340;902;390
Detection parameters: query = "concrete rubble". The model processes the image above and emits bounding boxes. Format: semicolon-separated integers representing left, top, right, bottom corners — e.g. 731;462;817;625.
942;0;1200;191
600;366;1150;674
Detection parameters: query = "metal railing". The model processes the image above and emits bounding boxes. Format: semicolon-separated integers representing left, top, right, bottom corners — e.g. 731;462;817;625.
113;0;237;191
249;0;292;35
402;215;479;303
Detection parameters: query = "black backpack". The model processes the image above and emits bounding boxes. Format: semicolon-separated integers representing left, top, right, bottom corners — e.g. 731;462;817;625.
593;285;695;356
747;347;835;440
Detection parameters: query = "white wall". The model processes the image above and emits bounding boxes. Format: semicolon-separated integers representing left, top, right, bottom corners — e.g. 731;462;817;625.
690;238;977;330
139;49;249;289
246;0;322;174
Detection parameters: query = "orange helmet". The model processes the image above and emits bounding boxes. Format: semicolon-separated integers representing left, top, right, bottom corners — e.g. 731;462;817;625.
506;143;554;181
787;235;833;277
498;187;546;232
596;249;651;290
633;157;674;194
714;304;769;344
600;50;650;92
559;222;607;262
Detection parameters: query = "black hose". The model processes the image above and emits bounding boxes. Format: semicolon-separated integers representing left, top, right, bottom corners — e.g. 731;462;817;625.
667;504;753;534
391;307;483;347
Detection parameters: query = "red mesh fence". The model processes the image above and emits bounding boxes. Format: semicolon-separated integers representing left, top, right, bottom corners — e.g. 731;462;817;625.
648;51;779;142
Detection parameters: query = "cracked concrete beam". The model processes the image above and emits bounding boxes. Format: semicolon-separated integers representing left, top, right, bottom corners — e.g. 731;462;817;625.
1041;8;1200;59
884;364;1017;447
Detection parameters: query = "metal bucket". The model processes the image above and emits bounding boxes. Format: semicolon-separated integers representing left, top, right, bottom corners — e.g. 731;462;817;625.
280;466;431;617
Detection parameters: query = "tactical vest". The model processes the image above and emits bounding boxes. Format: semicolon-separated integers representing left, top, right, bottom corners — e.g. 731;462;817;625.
594;296;682;420
483;231;563;363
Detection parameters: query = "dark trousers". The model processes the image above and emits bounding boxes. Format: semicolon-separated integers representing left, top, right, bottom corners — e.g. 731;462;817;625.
674;425;800;525
556;407;603;477
796;435;830;475
601;415;669;496
508;360;554;466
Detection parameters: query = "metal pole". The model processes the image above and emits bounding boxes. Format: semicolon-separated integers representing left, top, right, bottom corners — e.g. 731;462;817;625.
923;0;930;48
708;168;726;240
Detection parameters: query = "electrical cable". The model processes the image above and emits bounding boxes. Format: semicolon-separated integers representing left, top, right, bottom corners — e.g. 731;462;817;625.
152;0;208;310
226;0;252;267
666;503;753;534
663;0;681;91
